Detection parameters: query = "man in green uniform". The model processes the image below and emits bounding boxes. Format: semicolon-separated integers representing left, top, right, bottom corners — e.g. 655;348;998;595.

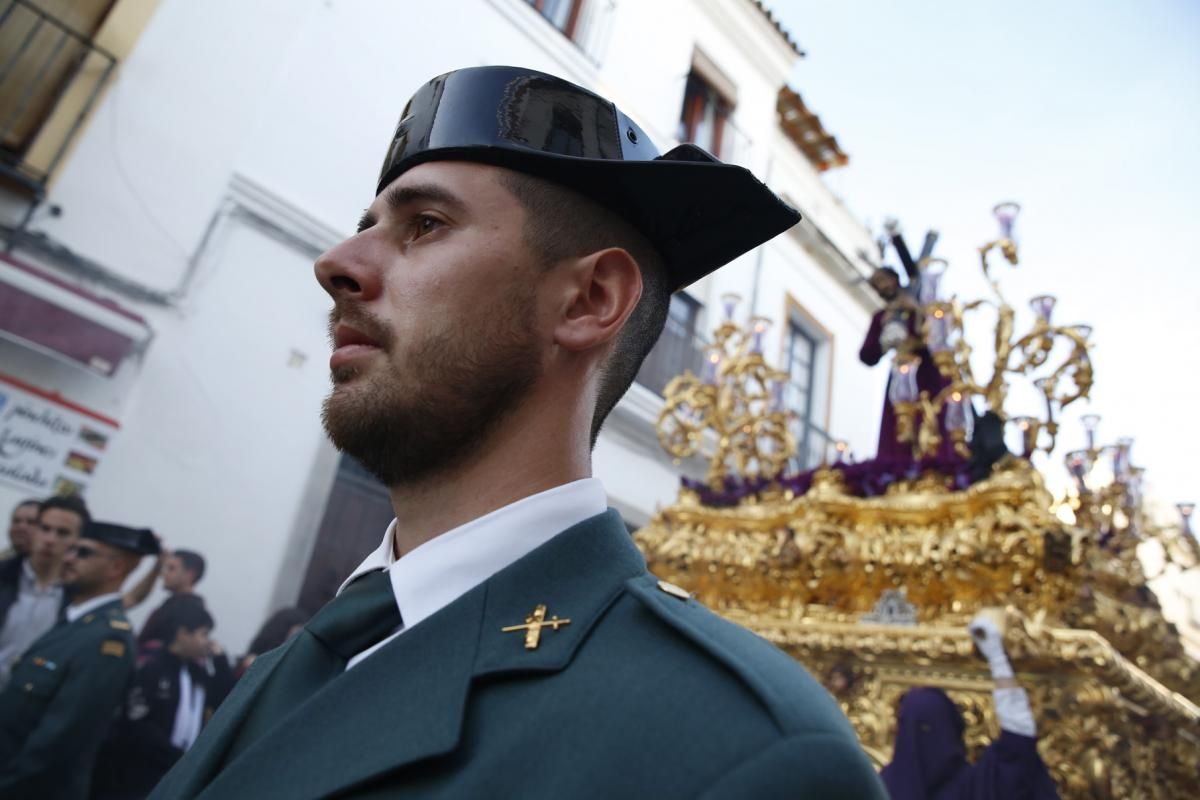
153;66;885;799
0;521;159;799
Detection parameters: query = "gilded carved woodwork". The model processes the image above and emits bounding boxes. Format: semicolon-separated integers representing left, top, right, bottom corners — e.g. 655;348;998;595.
634;463;1200;798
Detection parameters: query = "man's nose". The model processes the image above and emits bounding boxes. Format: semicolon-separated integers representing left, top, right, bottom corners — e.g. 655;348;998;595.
314;236;384;302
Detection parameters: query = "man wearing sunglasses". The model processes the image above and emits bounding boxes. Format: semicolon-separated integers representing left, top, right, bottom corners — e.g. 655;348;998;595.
0;520;159;799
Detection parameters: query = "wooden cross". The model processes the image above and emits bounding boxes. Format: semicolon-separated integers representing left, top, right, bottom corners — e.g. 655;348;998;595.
501;604;571;650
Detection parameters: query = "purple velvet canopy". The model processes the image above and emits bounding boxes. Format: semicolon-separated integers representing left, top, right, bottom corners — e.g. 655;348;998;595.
880;688;1059;800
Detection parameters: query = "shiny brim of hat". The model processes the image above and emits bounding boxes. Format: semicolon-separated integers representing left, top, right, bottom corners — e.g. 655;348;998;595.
376;66;801;292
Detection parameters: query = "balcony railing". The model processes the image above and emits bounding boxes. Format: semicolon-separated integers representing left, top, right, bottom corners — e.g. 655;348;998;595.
636;330;843;473
790;416;840;473
0;0;117;197
634;314;706;398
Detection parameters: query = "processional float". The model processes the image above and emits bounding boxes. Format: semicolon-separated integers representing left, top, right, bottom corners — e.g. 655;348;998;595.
635;205;1199;799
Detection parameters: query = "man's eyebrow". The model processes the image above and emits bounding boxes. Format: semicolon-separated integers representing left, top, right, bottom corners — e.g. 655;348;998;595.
356;182;468;234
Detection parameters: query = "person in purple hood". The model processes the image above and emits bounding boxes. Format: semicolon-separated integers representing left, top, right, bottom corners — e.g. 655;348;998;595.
880;615;1060;799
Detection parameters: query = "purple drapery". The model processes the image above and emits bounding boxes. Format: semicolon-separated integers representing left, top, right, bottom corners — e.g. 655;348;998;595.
859;308;961;464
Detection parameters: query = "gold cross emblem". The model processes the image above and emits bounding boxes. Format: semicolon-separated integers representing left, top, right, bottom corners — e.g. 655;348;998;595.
501;604;571;650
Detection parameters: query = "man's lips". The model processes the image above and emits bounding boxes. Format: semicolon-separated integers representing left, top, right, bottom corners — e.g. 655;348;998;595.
331;323;383;370
333;323;380;349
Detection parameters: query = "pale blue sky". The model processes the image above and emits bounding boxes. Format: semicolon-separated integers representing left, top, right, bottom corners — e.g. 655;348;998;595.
767;0;1200;511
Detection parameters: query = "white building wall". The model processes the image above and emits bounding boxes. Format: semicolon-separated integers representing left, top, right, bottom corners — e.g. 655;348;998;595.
1;0;883;652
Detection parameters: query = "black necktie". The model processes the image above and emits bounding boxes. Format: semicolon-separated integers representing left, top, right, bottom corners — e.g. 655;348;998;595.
222;569;402;762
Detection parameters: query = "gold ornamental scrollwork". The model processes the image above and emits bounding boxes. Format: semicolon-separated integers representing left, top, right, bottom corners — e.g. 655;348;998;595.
634;462;1200;797
656;295;794;489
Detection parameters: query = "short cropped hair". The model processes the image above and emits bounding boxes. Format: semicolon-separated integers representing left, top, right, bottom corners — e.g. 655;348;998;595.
174;549;206;585
501;172;671;446
38;495;91;527
164;599;215;640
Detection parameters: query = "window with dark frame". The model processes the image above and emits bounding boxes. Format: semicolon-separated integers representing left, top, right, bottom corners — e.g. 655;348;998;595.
678;71;733;158
525;0;586;40
785;318;820;467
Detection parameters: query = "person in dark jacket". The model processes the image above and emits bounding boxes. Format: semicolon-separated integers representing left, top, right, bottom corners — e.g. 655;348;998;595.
2;497;41;560
150;65;884;800
138;549;207;650
94;601;233;798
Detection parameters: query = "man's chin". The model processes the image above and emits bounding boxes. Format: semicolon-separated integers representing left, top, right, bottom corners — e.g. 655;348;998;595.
330;364;366;385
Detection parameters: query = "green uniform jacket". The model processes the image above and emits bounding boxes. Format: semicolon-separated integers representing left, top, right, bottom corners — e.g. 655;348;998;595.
153;510;885;799
0;598;135;799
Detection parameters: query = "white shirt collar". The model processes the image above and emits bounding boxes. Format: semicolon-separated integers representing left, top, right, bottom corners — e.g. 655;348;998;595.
66;592;122;623
20;560;61;595
339;478;607;638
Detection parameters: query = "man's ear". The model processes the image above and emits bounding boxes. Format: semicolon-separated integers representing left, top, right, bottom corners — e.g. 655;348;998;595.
554;247;643;353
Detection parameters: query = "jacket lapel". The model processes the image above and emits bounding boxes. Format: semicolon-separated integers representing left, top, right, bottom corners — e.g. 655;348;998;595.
473;509;647;678
197;585;486;799
197;509;647;799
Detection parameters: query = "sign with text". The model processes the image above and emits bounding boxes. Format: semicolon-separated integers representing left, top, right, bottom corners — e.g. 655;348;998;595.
0;373;119;496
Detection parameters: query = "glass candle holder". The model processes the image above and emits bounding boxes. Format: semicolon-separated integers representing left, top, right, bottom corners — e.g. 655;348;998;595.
1030;295;1057;324
720;293;742;321
1081;413;1101;450
1177;502;1195;538
888;356;922;406
749;316;771;353
993;201;1021;239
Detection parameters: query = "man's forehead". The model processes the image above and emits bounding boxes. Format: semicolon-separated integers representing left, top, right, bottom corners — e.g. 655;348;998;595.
372;160;510;208
41;508;81;524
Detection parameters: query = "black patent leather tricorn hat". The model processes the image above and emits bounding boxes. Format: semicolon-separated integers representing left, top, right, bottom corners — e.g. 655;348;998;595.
376;66;800;292
82;521;160;556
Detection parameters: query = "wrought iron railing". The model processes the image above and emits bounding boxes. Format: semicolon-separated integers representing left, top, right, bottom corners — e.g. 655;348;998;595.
0;0;117;196
634;317;707;398
790;415;840;473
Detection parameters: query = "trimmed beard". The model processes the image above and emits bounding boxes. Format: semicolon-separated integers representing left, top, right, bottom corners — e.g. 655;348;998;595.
321;286;542;487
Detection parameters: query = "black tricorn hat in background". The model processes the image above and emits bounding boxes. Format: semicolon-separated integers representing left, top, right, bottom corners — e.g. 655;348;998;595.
82;521;160;557
376;66;801;292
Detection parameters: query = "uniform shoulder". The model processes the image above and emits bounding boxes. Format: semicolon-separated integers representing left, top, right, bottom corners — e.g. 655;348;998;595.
622;574;856;741
79;603;136;657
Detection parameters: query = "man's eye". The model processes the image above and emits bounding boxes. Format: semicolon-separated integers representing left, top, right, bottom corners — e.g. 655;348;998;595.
412;214;444;239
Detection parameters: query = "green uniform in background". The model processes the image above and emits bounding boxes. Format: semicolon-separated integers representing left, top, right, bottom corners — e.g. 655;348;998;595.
0;598;135;799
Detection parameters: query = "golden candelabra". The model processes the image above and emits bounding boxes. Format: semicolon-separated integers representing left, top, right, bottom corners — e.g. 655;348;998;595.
655;293;795;489
1061;414;1200;580
892;202;1094;460
634;204;1199;797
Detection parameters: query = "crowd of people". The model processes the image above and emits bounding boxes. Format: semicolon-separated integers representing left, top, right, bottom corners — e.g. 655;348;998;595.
0;496;308;798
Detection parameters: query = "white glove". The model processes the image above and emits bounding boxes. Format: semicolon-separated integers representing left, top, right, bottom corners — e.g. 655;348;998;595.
968;614;1038;737
968;614;1013;680
992;686;1037;737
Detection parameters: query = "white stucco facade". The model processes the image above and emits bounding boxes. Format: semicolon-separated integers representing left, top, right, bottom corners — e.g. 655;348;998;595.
0;0;885;653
